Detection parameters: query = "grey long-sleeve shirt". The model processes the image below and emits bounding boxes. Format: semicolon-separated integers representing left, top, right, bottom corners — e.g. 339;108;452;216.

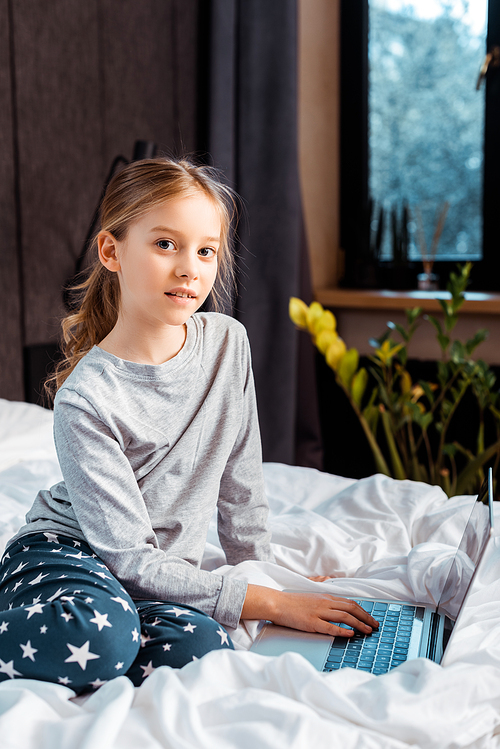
12;313;274;628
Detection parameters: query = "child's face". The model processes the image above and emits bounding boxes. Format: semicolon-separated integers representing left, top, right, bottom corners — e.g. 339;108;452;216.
107;192;221;330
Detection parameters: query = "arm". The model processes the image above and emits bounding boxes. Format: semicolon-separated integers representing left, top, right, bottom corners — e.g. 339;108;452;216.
214;333;377;636
242;584;379;636
216;334;274;564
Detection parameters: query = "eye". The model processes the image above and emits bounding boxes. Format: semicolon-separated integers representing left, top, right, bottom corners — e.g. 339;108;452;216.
198;247;217;258
156;240;175;251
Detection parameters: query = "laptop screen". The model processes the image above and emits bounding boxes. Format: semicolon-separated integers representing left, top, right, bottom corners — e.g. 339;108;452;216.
435;469;494;621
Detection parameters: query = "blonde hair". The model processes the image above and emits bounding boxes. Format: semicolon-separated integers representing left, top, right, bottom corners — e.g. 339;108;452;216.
47;157;237;398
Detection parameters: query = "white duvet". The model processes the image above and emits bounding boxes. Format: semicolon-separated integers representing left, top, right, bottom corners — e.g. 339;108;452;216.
1;398;499;749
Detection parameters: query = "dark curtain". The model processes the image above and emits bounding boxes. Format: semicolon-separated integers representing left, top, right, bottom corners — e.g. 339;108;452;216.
201;0;322;468
0;0;199;402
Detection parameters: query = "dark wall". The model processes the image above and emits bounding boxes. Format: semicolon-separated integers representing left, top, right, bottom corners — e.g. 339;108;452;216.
0;0;199;401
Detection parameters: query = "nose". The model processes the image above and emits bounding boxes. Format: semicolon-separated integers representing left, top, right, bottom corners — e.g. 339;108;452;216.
175;249;198;280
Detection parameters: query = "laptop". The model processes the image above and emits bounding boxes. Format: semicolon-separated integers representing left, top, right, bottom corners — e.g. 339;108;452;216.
250;468;495;675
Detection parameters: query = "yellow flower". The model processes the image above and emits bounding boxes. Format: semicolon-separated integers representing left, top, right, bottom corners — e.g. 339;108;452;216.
374;340;404;366
411;382;437;403
289;297;309;329
314;310;336;337
411;384;425;402
306;302;324;335
289;298;337;339
326;336;347;370
316;329;337;354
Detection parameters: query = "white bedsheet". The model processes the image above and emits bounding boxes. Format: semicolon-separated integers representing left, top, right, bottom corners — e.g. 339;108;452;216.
0;398;499;748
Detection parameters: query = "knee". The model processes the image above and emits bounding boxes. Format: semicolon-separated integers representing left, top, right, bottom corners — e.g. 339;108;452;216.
157;604;234;653
125;608;233;685
189;612;234;654
134;602;234;670
47;596;142;685
86;611;141;665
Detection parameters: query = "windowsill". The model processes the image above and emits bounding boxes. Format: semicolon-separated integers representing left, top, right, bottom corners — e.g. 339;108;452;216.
315;288;500;315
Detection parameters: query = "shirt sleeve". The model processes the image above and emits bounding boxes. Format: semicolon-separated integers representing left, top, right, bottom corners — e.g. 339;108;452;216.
216;334;275;567
53;389;248;629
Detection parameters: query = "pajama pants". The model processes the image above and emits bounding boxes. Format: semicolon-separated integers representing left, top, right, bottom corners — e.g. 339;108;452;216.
0;533;233;694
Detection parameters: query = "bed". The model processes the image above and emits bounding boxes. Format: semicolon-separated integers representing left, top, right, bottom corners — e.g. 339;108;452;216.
1;397;500;749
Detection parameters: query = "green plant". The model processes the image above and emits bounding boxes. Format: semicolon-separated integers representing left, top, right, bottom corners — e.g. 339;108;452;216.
290;263;500;496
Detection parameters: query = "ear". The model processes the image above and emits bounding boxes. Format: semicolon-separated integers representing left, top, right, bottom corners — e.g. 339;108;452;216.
97;231;121;272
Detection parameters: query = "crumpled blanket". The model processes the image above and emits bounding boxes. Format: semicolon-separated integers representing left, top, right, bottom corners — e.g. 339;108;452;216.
1;400;499;748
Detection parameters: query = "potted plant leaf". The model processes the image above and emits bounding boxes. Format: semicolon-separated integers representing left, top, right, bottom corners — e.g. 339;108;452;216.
290;263;500;495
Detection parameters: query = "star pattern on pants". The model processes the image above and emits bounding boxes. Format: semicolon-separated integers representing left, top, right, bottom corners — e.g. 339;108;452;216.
25;602;45;619
110;596;133;613
64;641;100;670
65;551;86;561
216;627;229;646
1;533;234;692
43;532;59;543
20;640;38;661
47;587;68;602
28;572;50;586
89;610;112;631
89;677;107;689
10;561;28;575
140;661;156;678
0;659;22;679
94;571;112;580
165;607;195;618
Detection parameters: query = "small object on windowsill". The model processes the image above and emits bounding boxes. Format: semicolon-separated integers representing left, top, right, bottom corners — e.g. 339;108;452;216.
415;200;449;293
417;272;439;291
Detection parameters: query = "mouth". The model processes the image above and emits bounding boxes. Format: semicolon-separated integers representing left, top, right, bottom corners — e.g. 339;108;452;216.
165;290;197;299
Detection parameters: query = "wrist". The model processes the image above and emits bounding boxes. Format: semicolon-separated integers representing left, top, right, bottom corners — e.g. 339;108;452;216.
241;584;282;621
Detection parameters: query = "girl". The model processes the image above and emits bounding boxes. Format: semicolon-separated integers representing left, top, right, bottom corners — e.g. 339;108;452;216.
0;158;376;692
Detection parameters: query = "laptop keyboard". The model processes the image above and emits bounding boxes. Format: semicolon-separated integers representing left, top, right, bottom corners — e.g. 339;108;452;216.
323;601;416;675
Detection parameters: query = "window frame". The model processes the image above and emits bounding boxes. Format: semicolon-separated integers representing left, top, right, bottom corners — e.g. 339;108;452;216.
340;0;500;292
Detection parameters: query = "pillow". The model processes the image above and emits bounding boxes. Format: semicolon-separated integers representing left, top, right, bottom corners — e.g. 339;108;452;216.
0;398;57;472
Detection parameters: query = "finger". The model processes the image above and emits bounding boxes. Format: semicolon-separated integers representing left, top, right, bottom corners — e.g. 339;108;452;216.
325;598;379;629
326;610;374;634
314;619;355;638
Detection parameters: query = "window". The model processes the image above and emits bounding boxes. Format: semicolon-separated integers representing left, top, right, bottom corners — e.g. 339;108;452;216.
340;0;500;290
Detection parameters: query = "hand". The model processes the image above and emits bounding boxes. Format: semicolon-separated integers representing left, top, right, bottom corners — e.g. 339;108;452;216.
242;584;379;637
308;575;335;582
271;590;378;636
